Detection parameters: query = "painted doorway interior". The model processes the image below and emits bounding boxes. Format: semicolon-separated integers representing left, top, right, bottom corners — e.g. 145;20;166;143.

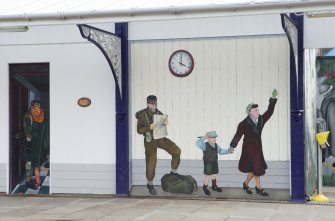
9;63;50;194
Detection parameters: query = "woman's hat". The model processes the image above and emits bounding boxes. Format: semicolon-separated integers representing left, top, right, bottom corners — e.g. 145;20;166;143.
246;103;258;114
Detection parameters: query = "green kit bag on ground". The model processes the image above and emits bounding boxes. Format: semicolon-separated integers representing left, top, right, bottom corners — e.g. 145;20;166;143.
161;173;197;194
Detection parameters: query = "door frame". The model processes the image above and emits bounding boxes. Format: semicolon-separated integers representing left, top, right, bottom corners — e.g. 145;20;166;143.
9;63;50;193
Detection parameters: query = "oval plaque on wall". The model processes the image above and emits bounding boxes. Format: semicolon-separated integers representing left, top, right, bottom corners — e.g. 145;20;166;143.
78;97;91;107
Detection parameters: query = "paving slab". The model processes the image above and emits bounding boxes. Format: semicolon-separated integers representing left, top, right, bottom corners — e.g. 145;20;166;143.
0;195;333;221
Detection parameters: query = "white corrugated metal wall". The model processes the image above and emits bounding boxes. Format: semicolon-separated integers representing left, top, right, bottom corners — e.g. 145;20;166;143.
129;34;291;188
130;35;290;162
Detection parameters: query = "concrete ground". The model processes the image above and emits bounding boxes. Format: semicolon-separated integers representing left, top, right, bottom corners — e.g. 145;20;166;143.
0;189;335;221
0;195;334;221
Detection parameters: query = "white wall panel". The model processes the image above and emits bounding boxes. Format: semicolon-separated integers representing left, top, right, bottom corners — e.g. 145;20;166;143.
0;163;6;192
51;163;115;194
50;43;116;164
0;66;9;165
130;35;290;162
132;159;290;189
226;38;238;161
278;38;290;161
0;24;116;193
305;16;335;49
129;14;284;40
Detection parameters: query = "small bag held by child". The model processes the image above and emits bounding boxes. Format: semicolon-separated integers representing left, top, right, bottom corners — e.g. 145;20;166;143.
161;173;197;194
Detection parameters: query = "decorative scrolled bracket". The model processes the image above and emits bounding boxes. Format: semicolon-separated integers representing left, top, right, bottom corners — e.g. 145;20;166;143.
77;24;123;100
281;14;299;108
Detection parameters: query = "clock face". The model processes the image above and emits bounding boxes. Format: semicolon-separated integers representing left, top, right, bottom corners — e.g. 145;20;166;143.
168;50;194;77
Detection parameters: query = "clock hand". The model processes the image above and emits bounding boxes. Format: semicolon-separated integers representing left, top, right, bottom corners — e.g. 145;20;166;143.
179;62;189;68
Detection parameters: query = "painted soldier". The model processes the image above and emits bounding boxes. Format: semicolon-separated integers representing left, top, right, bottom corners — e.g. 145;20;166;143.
136;95;181;195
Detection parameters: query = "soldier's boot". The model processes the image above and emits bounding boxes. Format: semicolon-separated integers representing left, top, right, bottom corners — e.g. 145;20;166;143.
147;184;157;195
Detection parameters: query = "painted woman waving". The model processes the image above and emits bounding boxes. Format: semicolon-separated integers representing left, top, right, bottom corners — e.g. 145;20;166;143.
229;89;278;196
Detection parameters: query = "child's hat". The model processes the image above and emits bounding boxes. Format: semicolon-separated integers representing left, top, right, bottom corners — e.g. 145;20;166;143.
207;131;218;138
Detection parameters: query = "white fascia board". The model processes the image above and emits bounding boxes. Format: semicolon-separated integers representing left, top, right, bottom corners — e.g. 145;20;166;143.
0;0;334;26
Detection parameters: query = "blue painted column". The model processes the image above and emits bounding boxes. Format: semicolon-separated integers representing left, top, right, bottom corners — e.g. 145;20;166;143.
289;13;305;202
115;23;129;196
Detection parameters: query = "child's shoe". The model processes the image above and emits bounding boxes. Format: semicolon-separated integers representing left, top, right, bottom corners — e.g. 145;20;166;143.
211;179;222;192
212;186;223;192
203;185;211;196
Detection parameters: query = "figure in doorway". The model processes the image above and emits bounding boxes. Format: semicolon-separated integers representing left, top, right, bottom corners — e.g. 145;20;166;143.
136;95;181;195
229;89;278;196
23;100;49;189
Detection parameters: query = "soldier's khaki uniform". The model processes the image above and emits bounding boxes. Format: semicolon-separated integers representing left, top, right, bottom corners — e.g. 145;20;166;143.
137;108;181;181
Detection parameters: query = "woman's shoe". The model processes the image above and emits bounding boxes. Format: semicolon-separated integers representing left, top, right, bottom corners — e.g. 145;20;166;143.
255;186;269;196
243;182;253;194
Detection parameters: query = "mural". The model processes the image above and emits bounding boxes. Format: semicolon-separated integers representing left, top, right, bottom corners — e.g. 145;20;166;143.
23;100;49;189
304;49;318;197
135;90;279;197
196;131;233;196
316;53;335;186
135;95;182;195
229;89;278;197
130;35;289;199
13;100;50;194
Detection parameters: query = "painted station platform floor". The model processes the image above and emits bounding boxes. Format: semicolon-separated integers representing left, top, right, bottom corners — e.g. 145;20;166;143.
10;174;335;203
130;185;291;201
131;185;335;203
12;170;49;195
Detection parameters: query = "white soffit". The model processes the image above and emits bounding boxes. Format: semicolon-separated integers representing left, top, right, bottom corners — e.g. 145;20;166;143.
0;0;334;25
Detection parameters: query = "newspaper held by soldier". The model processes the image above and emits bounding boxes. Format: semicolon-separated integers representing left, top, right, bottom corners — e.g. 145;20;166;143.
153;114;168;139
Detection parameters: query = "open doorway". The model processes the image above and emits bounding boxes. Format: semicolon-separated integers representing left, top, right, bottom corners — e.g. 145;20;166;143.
9;63;50;194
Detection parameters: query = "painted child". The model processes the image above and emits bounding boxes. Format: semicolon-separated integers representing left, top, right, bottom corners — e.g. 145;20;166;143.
196;131;234;195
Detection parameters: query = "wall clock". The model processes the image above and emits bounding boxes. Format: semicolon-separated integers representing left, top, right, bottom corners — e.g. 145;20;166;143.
168;50;194;77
